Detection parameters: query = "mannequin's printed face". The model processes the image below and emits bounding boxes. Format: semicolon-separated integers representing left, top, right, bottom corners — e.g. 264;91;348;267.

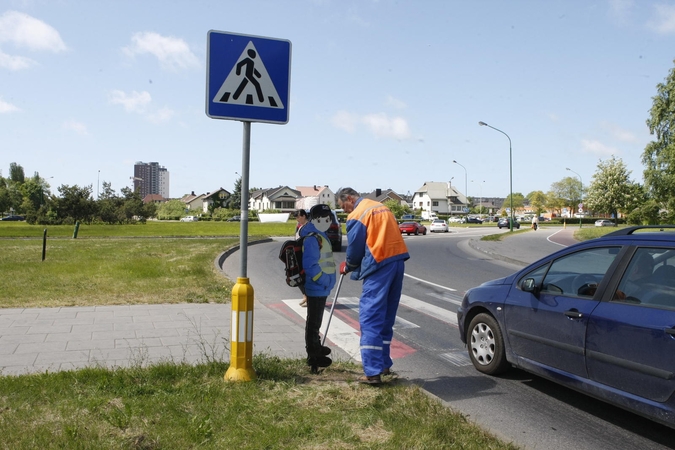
311;215;331;232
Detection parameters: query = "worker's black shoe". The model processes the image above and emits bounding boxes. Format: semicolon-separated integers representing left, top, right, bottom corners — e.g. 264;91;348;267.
307;355;332;374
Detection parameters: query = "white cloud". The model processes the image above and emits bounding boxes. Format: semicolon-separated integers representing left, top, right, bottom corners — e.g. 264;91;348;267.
109;90;152;113
109;89;174;123
601;121;639;143
647;4;675;34
362;113;411;140
0;97;20;113
0;11;67;52
331;110;412;140
331;110;358;133
0;48;35;70
146;107;175;124
385;95;407;110
124;32;199;70
62;120;88;135
581;139;618;156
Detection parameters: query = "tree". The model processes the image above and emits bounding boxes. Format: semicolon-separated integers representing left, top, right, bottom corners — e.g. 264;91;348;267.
53;184;97;224
224;177;242;210
644;59;675;213
549;177;582;214
526;191;547;216
502;192;525;214
585;156;640;221
0;176;10;214
383;199;409;218
157;199;187;220
9;162;24;184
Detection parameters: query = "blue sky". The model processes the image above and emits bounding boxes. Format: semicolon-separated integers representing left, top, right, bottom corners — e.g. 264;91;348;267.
2;0;675;202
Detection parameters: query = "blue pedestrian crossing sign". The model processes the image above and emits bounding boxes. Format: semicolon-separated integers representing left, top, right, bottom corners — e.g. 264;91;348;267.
206;30;291;124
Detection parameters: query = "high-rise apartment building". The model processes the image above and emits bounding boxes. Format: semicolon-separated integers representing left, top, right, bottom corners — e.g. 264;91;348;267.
133;162;170;198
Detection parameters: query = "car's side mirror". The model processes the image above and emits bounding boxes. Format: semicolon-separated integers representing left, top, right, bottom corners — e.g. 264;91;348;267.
521;278;538;293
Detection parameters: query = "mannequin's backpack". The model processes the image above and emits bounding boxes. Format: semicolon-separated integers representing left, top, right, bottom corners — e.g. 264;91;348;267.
278;233;321;287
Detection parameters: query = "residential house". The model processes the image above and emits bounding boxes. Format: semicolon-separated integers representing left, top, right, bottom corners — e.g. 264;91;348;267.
295;185;335;210
363;188;407;206
181;188;231;214
142;194;167;205
412;181;468;216
249;186;301;213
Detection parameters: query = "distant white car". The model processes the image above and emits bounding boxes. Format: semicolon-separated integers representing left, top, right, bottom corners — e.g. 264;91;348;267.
595;219;613;227
430;219;449;233
447;216;463;223
180;216;199;222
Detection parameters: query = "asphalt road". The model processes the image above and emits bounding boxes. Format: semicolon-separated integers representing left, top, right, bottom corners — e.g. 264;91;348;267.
223;227;675;449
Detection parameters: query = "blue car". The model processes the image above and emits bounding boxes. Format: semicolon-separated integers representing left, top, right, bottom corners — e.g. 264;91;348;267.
457;226;675;429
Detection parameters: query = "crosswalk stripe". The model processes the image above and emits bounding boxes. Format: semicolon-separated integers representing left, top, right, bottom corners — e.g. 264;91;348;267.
425;291;463;306
332;297;419;330
283;299;362;361
439;350;472;367
399;294;458;326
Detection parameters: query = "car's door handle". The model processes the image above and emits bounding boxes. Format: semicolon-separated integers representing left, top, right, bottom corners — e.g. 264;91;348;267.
564;310;583;319
666;328;675;336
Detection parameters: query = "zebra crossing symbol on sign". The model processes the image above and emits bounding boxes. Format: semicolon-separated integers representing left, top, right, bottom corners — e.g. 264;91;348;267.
206;30;291;124
213;41;283;109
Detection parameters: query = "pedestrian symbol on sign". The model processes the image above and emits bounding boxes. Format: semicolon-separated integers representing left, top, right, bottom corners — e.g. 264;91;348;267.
213;41;284;109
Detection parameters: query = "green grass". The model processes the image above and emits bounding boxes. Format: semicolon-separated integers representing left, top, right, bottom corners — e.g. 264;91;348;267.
0;355;518;449
0;220;297;238
0;237;239;308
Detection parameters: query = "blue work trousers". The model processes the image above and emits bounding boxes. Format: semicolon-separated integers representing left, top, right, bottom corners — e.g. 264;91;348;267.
359;259;405;376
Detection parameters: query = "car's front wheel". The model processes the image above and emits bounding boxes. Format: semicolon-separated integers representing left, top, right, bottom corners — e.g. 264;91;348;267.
467;313;509;375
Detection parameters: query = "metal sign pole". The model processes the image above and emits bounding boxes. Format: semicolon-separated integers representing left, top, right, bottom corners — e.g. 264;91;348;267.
239;121;251;278
225;121;256;382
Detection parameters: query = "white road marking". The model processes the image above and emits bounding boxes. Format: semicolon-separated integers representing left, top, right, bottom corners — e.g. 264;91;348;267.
405;274;457;291
283;299;362;361
400;294;458;325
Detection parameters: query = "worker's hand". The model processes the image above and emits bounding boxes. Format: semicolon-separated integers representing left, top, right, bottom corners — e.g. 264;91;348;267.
339;261;351;275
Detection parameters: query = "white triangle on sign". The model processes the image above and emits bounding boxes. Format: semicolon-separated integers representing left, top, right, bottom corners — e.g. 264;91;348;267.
213;41;284;109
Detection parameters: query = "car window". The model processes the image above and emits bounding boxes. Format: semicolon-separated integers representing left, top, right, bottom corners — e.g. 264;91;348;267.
528;247;620;298
613;248;675;310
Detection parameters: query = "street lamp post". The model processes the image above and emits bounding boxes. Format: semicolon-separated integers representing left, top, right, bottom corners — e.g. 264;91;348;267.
566;167;583;229
479;121;513;231
453;160;468;213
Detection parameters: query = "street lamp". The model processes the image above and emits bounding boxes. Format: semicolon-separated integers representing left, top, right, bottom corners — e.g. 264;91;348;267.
566;167;583;229
453;160;468;213
97;170;100;199
479;121;513;231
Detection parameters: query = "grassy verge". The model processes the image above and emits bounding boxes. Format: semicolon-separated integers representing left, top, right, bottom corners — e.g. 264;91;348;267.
480;229;530;241
0;237;239;308
0;355;518;449
0;220;297;238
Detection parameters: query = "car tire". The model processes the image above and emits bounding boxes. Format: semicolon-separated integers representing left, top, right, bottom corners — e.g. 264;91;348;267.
467;313;509;375
414;229;419;235
422;230;426;235
332;242;342;252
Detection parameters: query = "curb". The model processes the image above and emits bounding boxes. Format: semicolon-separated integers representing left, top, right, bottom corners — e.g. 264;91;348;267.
214;238;275;276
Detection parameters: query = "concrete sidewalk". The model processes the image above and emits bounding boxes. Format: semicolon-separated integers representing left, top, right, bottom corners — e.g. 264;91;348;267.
0;303;307;376
0;226;579;377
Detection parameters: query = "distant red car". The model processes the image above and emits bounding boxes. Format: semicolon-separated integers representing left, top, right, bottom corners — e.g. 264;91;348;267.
399;221;427;235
